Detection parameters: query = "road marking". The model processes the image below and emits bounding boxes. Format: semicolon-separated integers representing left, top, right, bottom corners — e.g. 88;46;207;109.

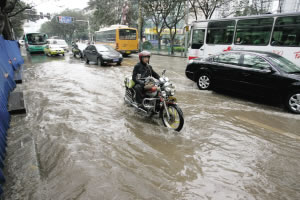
237;116;300;140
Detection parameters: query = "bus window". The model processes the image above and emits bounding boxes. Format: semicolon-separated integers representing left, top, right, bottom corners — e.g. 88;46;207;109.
119;29;137;40
26;33;47;45
206;20;235;45
191;29;205;49
96;30;116;43
271;16;300;47
235;18;273;46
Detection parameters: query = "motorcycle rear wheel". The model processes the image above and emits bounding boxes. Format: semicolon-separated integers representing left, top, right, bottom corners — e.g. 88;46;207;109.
161;104;184;132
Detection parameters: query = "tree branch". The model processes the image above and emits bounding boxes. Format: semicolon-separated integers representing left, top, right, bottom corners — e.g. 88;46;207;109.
8;5;33;18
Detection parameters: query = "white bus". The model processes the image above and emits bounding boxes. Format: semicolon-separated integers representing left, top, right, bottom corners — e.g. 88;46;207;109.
188;12;300;65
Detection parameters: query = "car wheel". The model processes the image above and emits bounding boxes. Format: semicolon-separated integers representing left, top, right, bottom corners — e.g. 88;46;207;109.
285;91;300;114
197;73;211;90
62;54;65;56
97;57;104;66
85;56;89;64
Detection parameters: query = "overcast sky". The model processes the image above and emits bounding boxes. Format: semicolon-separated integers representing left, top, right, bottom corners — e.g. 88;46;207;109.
23;0;89;33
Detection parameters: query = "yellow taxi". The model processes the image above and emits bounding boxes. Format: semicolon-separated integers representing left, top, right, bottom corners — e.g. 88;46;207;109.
44;44;65;56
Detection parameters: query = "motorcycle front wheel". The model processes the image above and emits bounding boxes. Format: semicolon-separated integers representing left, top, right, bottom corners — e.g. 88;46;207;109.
161;104;184;132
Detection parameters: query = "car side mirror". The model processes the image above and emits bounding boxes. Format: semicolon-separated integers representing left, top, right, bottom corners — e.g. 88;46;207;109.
261;66;274;73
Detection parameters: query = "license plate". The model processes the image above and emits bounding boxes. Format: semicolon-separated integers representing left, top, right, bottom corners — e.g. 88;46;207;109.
113;59;119;62
126;51;131;54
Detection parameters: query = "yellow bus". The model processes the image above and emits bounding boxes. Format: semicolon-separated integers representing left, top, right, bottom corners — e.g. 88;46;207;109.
94;25;138;55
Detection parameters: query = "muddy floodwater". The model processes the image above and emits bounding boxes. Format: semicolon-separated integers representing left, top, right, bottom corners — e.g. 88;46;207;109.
3;52;300;200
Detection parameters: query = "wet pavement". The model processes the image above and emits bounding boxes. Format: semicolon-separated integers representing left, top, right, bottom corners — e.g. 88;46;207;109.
3;51;300;200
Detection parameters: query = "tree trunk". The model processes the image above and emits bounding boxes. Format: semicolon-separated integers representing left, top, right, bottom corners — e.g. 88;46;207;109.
170;38;174;55
157;34;161;50
1;0;17;40
2;14;14;40
169;30;175;55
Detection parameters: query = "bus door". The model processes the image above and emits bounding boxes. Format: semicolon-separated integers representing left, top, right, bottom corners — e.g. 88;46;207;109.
189;28;206;60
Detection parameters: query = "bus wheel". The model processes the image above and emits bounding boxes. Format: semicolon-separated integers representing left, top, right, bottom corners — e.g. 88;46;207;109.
197;73;211;90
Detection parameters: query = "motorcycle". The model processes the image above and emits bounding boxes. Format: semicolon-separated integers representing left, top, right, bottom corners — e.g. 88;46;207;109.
124;69;184;132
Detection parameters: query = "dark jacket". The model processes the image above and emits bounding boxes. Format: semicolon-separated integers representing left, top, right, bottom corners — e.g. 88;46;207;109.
132;62;160;86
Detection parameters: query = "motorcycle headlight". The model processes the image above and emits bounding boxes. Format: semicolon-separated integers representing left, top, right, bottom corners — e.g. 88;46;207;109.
171;88;175;96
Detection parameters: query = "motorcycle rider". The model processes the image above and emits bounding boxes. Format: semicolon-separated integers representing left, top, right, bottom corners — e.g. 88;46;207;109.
132;51;160;107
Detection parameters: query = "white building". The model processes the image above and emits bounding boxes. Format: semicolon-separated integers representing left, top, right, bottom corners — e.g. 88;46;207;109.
277;0;300;13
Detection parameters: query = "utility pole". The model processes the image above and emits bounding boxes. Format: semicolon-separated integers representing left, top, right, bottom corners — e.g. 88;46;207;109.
184;0;189;57
138;0;142;52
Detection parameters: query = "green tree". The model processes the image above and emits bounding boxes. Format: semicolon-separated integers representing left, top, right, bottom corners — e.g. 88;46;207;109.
40;9;89;42
162;0;185;55
142;0;168;50
86;0;138;32
235;0;273;16
0;0;33;40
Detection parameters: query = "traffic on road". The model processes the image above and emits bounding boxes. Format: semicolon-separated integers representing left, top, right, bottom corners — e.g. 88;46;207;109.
2;1;300;199
4;47;300;199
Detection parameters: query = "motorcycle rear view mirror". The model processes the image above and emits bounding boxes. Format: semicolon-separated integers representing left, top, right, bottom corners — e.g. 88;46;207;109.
162;69;166;76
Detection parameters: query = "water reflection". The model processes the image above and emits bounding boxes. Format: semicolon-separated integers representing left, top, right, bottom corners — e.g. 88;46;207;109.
3;54;300;200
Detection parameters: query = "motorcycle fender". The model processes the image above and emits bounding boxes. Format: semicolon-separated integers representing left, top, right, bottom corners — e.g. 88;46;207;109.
167;96;177;104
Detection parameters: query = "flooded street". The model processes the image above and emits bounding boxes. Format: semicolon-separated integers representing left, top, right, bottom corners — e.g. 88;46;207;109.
3;52;300;200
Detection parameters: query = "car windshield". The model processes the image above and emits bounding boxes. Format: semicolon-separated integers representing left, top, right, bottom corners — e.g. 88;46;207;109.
49;45;60;49
95;45;114;52
268;56;300;73
51;40;67;45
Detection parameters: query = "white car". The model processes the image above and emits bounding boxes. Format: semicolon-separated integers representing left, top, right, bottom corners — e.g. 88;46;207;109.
19;39;25;47
47;39;69;52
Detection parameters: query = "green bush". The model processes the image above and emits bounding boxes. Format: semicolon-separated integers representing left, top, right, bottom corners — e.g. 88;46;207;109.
142;41;153;50
173;46;185;52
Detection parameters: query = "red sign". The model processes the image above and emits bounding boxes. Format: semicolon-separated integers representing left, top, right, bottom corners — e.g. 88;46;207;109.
294;51;300;59
272;50;283;56
223;46;232;52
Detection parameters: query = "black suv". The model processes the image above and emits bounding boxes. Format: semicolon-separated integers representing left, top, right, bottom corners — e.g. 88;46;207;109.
185;50;300;114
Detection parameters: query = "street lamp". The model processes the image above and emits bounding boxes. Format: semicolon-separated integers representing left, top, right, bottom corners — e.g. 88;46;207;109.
75;19;91;42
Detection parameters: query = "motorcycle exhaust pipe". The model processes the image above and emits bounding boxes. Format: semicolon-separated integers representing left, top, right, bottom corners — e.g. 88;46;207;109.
125;97;147;114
